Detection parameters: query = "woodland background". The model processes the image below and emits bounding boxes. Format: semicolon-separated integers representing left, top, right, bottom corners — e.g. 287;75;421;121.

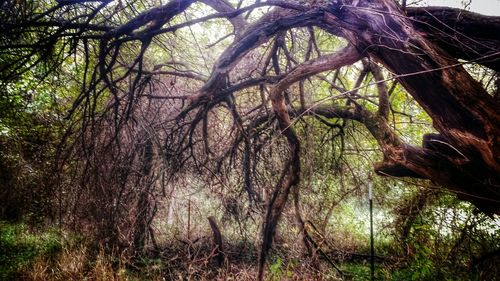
0;0;499;280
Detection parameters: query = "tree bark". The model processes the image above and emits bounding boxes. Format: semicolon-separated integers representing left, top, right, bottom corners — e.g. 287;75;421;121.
406;6;500;71
325;0;500;213
208;216;225;266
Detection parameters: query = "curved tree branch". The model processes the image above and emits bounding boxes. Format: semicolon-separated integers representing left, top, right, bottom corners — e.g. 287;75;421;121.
407;6;500;71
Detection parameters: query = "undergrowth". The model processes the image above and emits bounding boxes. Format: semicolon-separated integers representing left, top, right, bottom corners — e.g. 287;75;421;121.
1;221;497;280
0;221;61;280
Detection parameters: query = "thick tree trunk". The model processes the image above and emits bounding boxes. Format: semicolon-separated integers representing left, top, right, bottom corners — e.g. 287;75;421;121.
326;0;500;213
406;7;500;71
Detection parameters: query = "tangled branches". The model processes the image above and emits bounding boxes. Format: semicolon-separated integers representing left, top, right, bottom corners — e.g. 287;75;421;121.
1;0;499;279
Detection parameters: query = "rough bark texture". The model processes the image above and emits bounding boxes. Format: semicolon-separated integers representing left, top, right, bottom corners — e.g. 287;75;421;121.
406;6;500;71
326;0;500;213
4;0;499;279
179;1;500;278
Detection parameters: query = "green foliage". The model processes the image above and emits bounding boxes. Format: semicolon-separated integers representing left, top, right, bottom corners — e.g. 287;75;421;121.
267;256;283;280
342;262;370;280
0;63;71;221
386;193;500;281
0;221;62;280
0;2;498;281
409;243;435;280
267;256;296;281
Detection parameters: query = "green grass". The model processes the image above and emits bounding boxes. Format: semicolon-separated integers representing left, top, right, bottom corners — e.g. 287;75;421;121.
0;221;62;280
341;262;371;280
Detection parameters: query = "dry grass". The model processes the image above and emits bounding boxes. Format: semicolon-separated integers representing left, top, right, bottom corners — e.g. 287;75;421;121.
21;245;136;281
18;238;344;281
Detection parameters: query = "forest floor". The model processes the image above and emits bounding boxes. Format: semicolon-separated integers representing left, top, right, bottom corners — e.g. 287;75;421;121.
2;220;496;281
1;221;409;281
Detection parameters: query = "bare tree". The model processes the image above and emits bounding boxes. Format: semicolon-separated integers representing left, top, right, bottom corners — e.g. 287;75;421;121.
1;0;499;279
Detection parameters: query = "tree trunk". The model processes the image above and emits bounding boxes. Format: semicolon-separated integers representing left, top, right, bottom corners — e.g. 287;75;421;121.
208;216;225;266
326;0;500;213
